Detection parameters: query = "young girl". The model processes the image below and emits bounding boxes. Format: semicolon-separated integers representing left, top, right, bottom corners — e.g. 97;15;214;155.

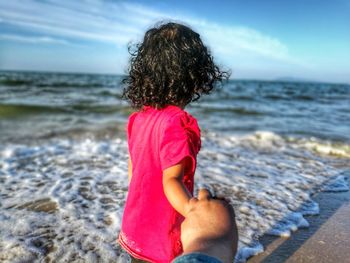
118;21;228;263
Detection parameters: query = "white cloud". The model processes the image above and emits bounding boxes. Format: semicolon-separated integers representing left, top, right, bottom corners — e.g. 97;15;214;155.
117;2;304;65
0;0;307;72
0;1;142;45
0;34;70;45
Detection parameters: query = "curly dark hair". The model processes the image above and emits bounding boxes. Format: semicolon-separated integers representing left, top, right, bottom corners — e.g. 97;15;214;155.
122;21;230;110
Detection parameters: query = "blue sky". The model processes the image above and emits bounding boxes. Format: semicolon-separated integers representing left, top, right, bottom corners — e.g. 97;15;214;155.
0;0;349;83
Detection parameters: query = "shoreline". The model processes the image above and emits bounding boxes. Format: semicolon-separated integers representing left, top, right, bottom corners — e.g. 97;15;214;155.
247;172;350;263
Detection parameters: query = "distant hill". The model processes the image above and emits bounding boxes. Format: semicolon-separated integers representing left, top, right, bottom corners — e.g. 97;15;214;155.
275;76;315;83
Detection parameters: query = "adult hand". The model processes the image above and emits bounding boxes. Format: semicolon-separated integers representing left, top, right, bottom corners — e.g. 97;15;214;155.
180;189;238;263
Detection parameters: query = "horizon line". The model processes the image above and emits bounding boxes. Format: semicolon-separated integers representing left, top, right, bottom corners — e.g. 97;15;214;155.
0;68;348;86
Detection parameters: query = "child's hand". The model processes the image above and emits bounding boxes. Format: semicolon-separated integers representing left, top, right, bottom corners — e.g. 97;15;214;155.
183;197;198;217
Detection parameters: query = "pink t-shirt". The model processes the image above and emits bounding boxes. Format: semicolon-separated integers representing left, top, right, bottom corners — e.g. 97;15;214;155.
118;104;201;262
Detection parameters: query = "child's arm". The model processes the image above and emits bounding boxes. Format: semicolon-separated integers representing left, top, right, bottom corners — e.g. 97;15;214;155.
163;158;192;217
128;155;133;183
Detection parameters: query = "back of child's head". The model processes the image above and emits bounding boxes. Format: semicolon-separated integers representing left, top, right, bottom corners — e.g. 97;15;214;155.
122;21;230;109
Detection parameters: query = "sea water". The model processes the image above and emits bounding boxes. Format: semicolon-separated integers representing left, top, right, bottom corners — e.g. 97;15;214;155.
0;71;349;262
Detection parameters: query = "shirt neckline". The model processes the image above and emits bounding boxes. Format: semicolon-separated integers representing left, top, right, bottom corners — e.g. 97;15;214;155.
142;104;184;111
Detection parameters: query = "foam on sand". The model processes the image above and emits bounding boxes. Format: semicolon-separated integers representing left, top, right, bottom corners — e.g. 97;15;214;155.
0;131;349;262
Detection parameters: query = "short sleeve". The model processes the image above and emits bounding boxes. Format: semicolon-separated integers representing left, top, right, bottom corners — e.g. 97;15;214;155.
126;112;137;148
126;112;137;140
159;112;201;173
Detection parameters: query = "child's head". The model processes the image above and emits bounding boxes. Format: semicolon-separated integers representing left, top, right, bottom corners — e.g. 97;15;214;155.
122;21;230;110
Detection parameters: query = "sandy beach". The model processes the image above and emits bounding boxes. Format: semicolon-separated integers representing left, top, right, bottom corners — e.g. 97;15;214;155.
248;172;350;263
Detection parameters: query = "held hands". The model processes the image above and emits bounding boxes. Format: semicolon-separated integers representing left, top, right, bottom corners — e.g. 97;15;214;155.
180;189;238;263
163;160;238;262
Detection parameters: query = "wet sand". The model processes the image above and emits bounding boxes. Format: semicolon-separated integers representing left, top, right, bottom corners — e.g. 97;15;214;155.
248;173;350;263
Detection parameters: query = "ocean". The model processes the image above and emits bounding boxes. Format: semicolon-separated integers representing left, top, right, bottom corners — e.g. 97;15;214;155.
0;71;349;262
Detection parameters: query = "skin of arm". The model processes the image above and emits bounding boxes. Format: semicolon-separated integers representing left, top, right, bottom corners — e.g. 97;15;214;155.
128;155;132;183
163;157;192;217
180;189;238;263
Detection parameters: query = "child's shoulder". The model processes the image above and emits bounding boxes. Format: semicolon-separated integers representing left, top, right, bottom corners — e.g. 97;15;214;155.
162;106;200;138
161;106;201;152
161;105;198;126
135;104;190;118
129;104;199;130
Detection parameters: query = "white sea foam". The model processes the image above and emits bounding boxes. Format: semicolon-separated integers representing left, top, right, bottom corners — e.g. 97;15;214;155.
300;139;350;158
321;175;349;192
235;242;263;263
0;131;349;262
